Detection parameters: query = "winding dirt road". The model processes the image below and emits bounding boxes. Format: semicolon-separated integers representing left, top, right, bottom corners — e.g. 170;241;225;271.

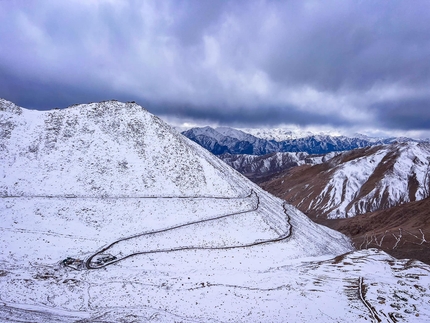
82;190;292;269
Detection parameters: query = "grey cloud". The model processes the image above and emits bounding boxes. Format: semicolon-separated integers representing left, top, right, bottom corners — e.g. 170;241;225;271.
371;97;430;130
0;66;130;110
154;100;354;128
256;1;430;91
169;0;229;46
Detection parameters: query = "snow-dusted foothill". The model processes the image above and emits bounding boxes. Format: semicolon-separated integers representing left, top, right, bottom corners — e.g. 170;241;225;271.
220;151;339;182
320;142;430;218
264;142;430;219
1;99;429;322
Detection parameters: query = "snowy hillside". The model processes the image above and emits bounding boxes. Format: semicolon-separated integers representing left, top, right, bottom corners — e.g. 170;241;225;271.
1;99;430;322
262;142;430;219
1;102;241;197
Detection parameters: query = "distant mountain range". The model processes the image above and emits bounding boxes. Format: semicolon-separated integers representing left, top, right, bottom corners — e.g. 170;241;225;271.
182;126;422;156
238;127;342;141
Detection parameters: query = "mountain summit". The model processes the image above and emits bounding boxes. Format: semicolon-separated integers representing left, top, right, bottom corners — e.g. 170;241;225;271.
1;99;429;322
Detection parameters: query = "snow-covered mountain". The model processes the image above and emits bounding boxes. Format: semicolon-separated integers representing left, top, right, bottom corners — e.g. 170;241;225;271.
261;142;430;219
241;128;415;143
239;127;337;141
182;126;417;156
182;126;276;155
1;99;430;322
220;151;339;183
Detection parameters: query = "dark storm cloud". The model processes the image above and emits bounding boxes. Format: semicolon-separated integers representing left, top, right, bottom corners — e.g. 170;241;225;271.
0;65;134;109
154;100;353;128
0;0;429;136
371;96;430;130
258;1;430;91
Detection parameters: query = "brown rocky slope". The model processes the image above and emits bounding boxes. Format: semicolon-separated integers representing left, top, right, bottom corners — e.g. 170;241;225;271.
261;142;430;219
260;142;430;264
313;197;430;264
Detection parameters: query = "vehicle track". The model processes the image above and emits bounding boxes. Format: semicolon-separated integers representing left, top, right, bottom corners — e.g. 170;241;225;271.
359;277;381;323
83;191;292;269
0;192;252;199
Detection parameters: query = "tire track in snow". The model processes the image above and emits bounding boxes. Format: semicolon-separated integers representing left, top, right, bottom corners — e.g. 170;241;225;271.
0;193;251;199
359;277;381;323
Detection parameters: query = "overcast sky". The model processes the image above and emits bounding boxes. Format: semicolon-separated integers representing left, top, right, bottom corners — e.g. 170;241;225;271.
1;0;430;138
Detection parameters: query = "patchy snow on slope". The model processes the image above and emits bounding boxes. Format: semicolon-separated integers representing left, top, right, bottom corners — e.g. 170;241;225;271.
304;142;430;218
315;150;388;218
1;100;244;197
